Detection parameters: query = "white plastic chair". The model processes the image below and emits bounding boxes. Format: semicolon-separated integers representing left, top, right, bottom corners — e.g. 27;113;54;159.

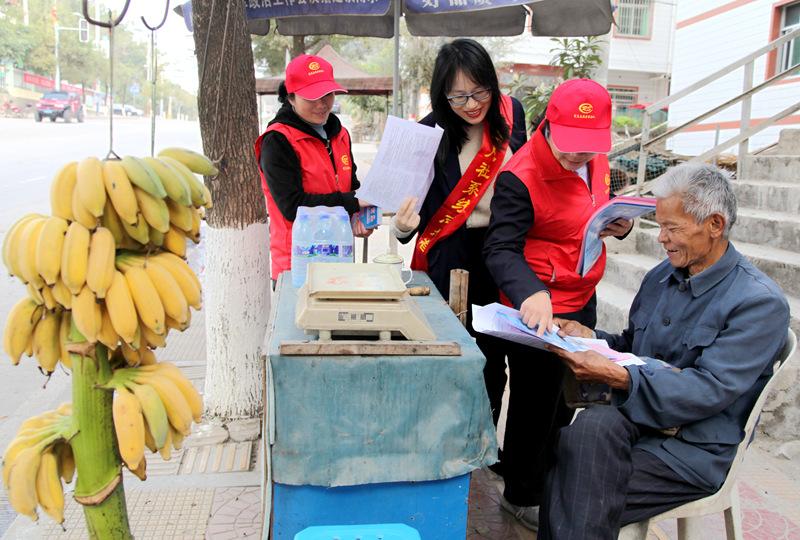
619;328;797;540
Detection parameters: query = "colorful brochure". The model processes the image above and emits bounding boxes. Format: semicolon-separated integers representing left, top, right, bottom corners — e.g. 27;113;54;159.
576;196;657;277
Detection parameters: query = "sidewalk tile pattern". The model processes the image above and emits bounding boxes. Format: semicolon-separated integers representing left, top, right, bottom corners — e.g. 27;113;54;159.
35;488;214;539
179;442;254;474
205;487;262;539
0;492;15;539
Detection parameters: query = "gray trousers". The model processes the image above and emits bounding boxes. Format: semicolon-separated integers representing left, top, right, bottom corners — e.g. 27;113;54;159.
539;406;714;540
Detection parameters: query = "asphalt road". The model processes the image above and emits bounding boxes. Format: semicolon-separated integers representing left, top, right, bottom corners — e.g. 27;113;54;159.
0;116;203;481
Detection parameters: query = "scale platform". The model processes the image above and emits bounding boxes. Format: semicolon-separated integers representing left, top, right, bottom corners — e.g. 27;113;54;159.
295;263;436;342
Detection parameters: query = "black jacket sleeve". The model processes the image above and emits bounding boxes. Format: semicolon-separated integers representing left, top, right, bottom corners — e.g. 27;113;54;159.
483;171;549;308
509;97;528;152
259;132;360;222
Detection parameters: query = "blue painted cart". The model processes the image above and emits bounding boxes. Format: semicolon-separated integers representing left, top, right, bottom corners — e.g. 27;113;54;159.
261;272;497;539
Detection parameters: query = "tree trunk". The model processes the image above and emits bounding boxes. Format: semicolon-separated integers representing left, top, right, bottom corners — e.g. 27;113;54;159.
191;2;270;422
291;36;306;58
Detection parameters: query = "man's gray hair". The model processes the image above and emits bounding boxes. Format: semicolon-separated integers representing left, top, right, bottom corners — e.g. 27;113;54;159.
651;163;737;237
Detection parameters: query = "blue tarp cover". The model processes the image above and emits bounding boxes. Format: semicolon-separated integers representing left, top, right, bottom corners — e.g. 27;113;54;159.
266;272;498;487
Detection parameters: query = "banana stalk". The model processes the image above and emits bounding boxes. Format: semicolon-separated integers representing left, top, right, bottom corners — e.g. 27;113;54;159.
68;321;132;539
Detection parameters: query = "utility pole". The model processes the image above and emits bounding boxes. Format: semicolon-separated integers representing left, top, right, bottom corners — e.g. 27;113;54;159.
23;0;29;25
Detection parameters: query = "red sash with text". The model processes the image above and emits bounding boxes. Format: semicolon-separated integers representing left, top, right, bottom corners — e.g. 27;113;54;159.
411;94;514;272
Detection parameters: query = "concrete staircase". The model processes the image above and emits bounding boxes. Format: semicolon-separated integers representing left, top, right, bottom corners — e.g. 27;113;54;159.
597;128;800;440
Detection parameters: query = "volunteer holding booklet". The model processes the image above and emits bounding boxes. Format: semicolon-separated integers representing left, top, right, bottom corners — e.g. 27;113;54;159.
482;79;633;530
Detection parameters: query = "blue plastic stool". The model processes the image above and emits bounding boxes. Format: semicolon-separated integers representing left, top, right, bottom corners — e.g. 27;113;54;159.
294;523;421;540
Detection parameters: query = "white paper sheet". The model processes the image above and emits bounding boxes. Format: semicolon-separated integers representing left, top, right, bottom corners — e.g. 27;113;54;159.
472;303;645;366
355;116;443;213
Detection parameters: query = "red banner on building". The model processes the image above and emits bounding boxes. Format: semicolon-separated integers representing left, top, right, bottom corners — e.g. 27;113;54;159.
23;72;55;90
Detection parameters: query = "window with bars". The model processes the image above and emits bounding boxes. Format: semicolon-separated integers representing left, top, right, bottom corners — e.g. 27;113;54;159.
608;86;639;108
616;0;652;38
780;2;800;71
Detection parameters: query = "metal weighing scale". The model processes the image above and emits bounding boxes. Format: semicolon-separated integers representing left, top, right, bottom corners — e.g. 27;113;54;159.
295;263;436;341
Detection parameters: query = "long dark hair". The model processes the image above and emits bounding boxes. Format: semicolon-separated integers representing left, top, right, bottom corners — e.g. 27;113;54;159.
430;39;509;166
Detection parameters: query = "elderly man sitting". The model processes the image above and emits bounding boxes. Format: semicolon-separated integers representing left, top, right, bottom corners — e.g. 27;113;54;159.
538;163;790;540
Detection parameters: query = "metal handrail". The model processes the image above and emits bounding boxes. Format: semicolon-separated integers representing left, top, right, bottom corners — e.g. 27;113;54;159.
634;26;800;191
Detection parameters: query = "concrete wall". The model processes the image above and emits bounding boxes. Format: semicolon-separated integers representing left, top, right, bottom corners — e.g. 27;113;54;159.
668;0;800;156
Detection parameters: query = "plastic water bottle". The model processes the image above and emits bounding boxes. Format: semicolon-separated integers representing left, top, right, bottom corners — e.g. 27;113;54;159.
291;209;314;288
334;210;354;263
312;213;337;264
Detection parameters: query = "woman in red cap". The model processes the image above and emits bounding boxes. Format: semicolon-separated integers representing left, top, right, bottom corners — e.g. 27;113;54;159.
390;37;527;442
482;78;633;530
255;54;372;283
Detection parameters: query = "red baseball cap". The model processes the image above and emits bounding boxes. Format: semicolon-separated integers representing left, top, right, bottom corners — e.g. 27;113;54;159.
545;79;612;153
285;54;347;101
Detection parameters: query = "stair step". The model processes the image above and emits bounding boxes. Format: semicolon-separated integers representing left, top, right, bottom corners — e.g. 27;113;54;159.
775;129;800;155
733;208;800;253
633;227;800;298
742;155;800;182
599;257;800;336
731;180;800;213
596;281;636;335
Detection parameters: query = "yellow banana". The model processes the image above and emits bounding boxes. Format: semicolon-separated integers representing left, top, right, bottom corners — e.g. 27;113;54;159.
144;261;189;324
120;156;167;199
141;323;166;348
35;450;64;523
142;157;191;206
97;307;120;351
166;314;190;332
76;157;106;217
32;309;61;374
129;456;147;480
131;373;193;435
49;162;78;221
101;198;126;246
162;226;187;258
51;279;72;309
188;208;202;244
35;216;69;286
102;160;138;225
119;341;140;366
159;155;208;207
149;227;164;247
151;253;202;310
112;386;145;470
127;381;169;448
157;147;219;177
71;184;98;229
60;221;90;295
121;212;150;245
56;442;75;484
160;427;173;460
71;286;100;343
58;312;72;369
16;217;47;288
201;183;213;208
41;286;57;310
27;283;44;306
138;347;156;366
7;446;42;520
170;425;185;451
166;198;193;232
3;298;43;364
104;270;139;346
133;187;170;234
153;363;203;423
124;266;165;335
143;418;158;453
3;214;45;277
86;227;116;298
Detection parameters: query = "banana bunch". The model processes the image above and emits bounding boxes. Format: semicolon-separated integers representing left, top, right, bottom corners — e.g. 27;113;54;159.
2;299;72;374
105;362;202;469
2;403;74;523
45;148;213;257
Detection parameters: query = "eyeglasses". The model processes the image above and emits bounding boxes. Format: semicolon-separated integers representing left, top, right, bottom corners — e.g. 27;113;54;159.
446;89;492;107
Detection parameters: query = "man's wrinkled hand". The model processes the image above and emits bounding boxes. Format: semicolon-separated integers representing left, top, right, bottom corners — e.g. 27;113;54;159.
548;348;630;390
554;318;594;339
520;291;553;337
351;218;374;238
599;218;633;238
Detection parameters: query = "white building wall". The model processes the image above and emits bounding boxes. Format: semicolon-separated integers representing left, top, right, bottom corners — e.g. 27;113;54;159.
668;0;800;155
607;70;670;105
610;1;676;74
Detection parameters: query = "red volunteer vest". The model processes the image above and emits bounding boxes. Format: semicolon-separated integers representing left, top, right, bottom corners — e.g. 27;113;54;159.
254;122;354;280
502;124;611;313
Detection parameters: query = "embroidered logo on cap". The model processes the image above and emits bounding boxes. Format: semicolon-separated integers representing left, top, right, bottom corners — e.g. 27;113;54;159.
578;103;594;114
308;61;320;71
